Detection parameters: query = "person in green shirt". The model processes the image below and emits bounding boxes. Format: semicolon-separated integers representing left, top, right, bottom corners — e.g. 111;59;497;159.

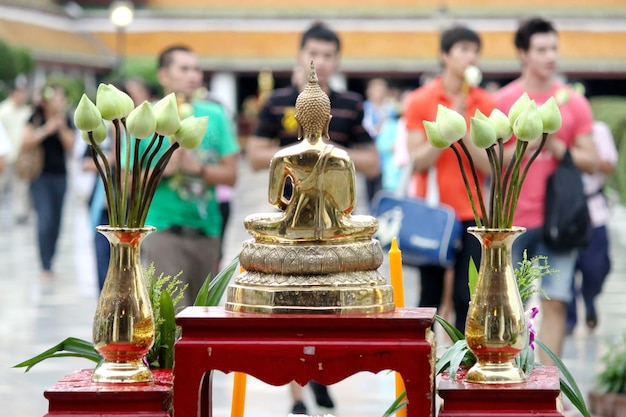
141;45;239;306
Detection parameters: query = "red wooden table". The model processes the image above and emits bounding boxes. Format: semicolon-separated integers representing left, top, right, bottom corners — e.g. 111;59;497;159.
438;366;564;417
43;368;173;416
173;306;436;417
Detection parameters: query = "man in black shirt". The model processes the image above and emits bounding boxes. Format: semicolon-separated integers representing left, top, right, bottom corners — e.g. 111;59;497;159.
247;23;380;181
246;21;380;415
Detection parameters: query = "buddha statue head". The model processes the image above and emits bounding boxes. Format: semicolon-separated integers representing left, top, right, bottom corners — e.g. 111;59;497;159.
295;61;331;141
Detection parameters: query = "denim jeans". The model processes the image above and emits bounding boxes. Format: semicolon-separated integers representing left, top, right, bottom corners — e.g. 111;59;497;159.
30;174;67;271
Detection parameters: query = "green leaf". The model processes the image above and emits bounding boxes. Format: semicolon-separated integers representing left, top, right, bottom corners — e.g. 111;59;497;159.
535;338;591;417
434;314;465;343
158;290;176;369
448;340;470;378
381;390;407;417
515;342;536;376
14;337;101;372
436;340;474;376
468;257;478;300
194;254;239;307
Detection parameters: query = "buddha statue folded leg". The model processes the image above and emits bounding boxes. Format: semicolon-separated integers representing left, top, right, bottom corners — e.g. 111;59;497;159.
244;213;290;241
319;214;378;242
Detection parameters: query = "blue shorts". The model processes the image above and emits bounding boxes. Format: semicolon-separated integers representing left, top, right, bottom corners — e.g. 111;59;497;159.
512;227;578;303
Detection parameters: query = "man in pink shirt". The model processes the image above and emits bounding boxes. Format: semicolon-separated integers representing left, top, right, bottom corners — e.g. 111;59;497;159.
494;17;599;365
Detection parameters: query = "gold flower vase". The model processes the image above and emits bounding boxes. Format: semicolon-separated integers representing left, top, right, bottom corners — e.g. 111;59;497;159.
464;226;527;384
91;226;156;383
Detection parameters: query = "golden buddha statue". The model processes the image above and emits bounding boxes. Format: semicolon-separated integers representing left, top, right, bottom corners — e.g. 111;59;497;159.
244;62;377;243
226;62;393;314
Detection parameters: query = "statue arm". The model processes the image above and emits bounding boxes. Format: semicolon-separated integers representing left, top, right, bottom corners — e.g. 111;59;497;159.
268;158;288;209
331;161;357;213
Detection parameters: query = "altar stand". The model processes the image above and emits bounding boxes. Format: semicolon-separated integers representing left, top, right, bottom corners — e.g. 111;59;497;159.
438;366;564;417
172;306;437;417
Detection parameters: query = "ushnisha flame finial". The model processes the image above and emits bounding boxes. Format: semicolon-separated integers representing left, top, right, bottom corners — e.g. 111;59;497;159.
295;60;331;140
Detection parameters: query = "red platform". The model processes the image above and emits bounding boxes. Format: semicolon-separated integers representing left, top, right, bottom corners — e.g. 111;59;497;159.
173;306;437;417
438;366;564;416
43;368;173;417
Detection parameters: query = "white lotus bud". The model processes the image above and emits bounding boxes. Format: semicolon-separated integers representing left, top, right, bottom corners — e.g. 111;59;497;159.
470;117;497;148
74;94;102;132
555;88;570;105
507;92;532;125
96;83;126;121
488;108;513;142
513;101;543;142
435;104;467;143
423;120;452;149
172;116;208;149
153;93;180;136
80;120;107;145
464;65;482;87
126;101;156;139
107;84;135;118
538;97;562;134
473;109;489;122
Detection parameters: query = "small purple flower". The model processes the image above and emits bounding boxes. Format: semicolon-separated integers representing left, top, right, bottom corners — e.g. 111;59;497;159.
525;307;539;350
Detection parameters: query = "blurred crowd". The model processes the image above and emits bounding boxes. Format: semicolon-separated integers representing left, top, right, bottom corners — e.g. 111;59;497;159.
0;16;621;416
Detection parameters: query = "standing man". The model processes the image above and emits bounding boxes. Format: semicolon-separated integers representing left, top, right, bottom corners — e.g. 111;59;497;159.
403;25;495;331
140;45;239;306
246;21;379;415
494;17;599;365
247;21;380;199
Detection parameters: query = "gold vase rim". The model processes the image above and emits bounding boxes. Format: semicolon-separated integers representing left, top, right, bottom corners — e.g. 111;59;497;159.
96;225;157;233
467;226;527;233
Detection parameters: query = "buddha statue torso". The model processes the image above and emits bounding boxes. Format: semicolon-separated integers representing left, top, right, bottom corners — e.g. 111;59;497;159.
244;62;377;243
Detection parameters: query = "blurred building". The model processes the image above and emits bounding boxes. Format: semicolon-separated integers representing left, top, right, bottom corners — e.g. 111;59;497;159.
1;0;625;109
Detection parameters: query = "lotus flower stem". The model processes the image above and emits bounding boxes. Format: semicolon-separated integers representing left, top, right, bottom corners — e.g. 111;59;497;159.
139;142;180;225
120;118;132;225
501;140;522;206
508;133;549;226
88;133;116;227
504;141;529;227
456;140;488;227
486;146;500;228
128;138;143;228
138;136;165;226
112;119;124;226
451;142;483;228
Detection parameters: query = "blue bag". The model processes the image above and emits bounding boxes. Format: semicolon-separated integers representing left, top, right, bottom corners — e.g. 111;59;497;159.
372;165;462;267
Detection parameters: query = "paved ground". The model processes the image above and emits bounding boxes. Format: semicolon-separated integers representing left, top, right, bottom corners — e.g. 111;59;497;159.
1;156;624;416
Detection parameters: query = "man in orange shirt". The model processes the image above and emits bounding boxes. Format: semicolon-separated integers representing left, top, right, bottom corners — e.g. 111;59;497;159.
404;25;495;330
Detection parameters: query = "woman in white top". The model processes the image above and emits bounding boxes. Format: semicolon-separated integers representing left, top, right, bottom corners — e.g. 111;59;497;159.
567;120;618;333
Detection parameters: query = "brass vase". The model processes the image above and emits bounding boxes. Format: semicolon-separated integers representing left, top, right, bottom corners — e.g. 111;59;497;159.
464;226;527;384
91;226;156;383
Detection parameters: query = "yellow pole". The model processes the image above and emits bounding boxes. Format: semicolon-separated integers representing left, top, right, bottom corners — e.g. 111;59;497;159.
231;263;248;417
389;238;407;417
230;372;247;417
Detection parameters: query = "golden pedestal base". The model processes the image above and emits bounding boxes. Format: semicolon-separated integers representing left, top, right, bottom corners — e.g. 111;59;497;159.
226;239;394;314
91;360;154;384
464;362;526;384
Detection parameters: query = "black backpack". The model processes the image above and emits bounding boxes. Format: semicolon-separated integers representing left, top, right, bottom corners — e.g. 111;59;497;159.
543;149;592;252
